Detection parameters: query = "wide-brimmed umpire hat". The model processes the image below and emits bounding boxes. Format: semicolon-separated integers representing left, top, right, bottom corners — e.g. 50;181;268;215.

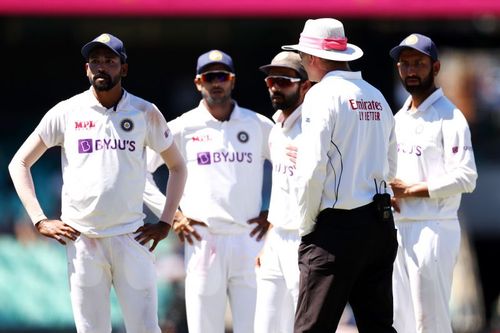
81;33;127;63
389;33;438;61
259;51;308;80
282;18;363;62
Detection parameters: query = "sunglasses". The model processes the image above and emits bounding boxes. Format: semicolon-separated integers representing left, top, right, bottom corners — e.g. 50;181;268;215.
264;76;302;88
197;71;235;83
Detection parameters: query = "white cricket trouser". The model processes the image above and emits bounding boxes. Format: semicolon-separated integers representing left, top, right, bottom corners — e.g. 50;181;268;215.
254;227;300;333
184;226;263;333
66;233;161;333
393;219;461;333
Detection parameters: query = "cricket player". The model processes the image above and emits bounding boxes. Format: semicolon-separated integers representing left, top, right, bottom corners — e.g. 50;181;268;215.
254;51;311;333
389;33;478;333
8;33;187;333
144;50;273;333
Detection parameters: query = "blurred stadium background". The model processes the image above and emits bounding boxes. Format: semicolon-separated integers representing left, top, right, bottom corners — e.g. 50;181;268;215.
1;1;500;332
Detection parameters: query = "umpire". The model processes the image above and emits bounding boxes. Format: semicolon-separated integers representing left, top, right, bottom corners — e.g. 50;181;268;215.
282;18;399;332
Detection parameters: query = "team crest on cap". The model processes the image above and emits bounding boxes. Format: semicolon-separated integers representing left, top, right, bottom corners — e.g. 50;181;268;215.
96;34;111;44
209;50;224;61
120;118;134;132
404;34;419;46
237;131;249;143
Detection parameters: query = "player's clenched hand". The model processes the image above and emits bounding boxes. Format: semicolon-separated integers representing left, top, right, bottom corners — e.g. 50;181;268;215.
172;211;202;245
36;219;80;245
248;211;270;241
389;178;409;198
135;222;171;252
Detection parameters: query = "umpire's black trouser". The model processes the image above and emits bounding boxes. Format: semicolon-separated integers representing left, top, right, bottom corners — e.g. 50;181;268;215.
294;202;398;333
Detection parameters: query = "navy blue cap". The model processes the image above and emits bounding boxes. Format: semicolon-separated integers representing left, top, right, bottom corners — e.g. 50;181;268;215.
81;33;127;63
389;33;438;61
196;50;234;74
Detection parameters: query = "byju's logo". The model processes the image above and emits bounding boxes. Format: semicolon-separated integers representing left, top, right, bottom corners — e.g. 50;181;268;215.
197;152;212;165
397;143;422;156
78;138;136;154
79;139;93;153
196;151;253;165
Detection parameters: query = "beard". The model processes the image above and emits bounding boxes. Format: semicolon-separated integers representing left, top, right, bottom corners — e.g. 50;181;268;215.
90;73;120;92
202;88;232;105
271;89;301;111
402;69;434;95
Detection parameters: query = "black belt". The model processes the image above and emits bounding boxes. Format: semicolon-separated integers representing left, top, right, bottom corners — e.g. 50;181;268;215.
315;202;377;228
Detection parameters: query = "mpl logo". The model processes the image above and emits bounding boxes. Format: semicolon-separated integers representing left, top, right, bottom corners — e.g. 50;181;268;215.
75;120;96;130
79;139;93;153
197;152;211;165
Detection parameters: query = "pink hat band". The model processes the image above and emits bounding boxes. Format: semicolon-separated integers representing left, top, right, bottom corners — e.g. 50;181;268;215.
299;34;348;51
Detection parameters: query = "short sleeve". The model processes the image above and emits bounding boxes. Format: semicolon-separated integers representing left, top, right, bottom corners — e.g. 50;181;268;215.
35;102;66;148
145;104;174;154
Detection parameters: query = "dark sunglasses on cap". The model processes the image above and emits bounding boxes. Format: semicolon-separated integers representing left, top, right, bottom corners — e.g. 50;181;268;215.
264;76;302;88
197;71;235;83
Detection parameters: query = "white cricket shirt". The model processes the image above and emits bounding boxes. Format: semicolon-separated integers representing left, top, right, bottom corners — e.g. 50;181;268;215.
394;88;477;221
295;71;397;236
36;88;173;237
267;106;302;230
149;101;273;234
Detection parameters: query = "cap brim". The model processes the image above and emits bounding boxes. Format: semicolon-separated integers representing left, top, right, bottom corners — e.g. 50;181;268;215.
389;45;435;61
197;62;234;74
389;45;406;60
282;43;363;62
259;64;307;80
81;41;120;60
259;63;297;73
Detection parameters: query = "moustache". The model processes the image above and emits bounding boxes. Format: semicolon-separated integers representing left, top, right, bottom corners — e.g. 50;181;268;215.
271;92;285;99
93;73;111;81
210;87;224;93
405;76;421;84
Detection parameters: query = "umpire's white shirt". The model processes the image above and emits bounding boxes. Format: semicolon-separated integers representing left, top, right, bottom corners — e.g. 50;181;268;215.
149;101;273;234
267;106;302;230
36;88;173;237
295;71;397;236
394;88;477;221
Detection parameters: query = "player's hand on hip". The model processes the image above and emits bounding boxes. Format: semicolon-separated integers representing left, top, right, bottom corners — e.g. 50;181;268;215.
35;219;80;245
248;210;270;241
135;222;171;252
172;211;203;245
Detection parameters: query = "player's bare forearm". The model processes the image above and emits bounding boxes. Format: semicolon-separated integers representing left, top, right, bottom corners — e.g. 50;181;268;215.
36;219;80;245
159;144;188;226
390;179;429;198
